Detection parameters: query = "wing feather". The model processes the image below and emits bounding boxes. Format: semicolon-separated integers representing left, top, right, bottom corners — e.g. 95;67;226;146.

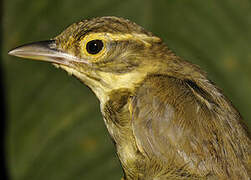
131;75;250;179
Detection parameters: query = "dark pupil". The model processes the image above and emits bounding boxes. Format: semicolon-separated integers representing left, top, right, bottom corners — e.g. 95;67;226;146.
86;40;103;54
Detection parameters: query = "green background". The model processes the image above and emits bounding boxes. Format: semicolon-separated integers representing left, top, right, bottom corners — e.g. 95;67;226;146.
2;0;251;179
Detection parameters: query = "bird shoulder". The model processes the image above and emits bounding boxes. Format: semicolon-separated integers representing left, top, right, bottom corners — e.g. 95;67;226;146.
131;74;251;179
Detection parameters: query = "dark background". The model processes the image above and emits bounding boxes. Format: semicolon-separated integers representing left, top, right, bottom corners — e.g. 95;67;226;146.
1;0;251;179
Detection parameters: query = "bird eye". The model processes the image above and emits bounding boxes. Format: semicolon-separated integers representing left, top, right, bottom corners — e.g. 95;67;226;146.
86;40;104;55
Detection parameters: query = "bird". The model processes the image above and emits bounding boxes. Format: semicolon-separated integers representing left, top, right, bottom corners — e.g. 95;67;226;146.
8;16;251;180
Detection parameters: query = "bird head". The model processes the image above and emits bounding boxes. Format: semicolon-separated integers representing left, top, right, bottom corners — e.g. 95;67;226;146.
9;16;172;103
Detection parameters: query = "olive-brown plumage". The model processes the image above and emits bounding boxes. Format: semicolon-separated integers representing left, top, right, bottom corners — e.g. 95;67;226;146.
9;16;251;179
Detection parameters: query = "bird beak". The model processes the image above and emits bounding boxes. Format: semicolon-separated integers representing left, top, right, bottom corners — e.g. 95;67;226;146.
8;40;86;66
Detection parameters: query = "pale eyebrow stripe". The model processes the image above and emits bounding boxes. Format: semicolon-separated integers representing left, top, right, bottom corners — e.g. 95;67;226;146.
85;32;162;47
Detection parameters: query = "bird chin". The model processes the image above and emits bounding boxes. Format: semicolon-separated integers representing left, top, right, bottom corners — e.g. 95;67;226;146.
53;63;92;82
53;63;75;76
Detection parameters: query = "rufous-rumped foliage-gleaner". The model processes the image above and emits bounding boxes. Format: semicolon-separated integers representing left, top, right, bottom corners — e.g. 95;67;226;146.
9;16;251;180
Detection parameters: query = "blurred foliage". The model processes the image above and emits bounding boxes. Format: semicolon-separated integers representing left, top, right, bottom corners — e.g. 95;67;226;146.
2;0;251;179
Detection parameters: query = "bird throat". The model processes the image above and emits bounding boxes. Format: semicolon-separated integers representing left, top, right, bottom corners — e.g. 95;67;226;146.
56;63;154;178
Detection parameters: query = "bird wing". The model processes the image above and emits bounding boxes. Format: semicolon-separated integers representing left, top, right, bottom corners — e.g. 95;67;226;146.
131;75;250;178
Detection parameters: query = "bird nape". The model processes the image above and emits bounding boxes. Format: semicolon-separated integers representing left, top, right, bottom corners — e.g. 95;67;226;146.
8;16;251;180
